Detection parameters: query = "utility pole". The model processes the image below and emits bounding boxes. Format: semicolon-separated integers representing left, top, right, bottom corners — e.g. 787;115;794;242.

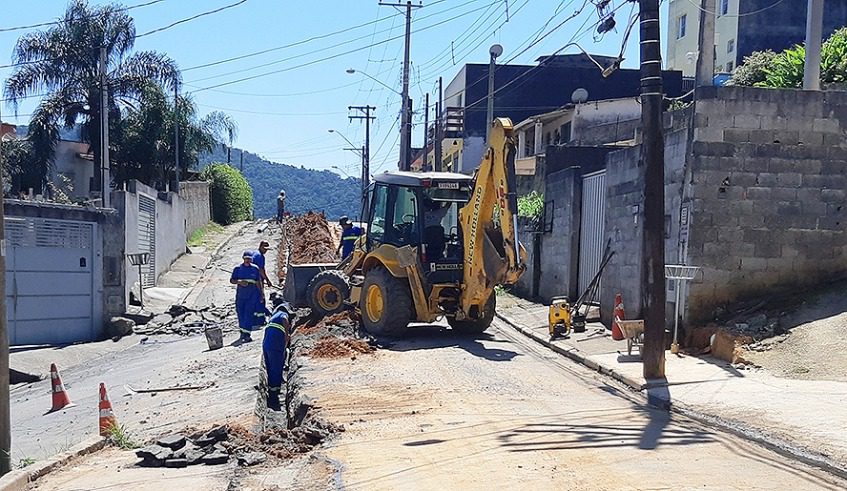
423;93;429;170
639;0;666;379
0;104;10;477
99;47;111;207
380;1;422;170
695;0;716;88
349;105;375;191
803;0;824;90
174;80;180;193
435;76;443;172
486;44;503;145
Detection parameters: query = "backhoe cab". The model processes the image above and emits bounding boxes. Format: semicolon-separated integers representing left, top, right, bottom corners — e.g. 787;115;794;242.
298;118;526;336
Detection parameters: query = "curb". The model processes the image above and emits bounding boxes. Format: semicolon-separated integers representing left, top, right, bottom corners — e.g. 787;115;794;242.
496;311;847;481
495;312;648;393
0;436;106;491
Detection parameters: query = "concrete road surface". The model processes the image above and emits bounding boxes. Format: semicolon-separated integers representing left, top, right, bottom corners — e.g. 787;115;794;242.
301;321;847;491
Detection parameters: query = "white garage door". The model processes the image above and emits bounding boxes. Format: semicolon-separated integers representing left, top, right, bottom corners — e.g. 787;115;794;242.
5;217;96;345
578;171;606;294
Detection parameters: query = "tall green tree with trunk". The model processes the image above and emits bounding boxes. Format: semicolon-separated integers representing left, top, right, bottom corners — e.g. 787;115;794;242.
3;0;179;194
112;84;238;189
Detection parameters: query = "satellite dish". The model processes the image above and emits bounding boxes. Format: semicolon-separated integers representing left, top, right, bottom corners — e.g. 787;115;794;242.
572;88;589;104
489;44;503;58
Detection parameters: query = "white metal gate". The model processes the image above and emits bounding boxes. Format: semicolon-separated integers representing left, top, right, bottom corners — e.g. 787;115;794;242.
4;217;95;345
578;171;606;294
138;194;156;288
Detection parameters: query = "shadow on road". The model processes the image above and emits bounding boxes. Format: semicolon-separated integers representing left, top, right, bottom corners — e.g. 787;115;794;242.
382;324;520;362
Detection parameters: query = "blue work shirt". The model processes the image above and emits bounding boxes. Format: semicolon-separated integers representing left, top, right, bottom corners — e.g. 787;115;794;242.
341;226;362;258
251;251;266;271
230;263;262;300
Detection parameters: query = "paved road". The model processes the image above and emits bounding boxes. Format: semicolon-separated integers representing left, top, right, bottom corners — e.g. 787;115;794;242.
302;320;847;491
10;221;280;463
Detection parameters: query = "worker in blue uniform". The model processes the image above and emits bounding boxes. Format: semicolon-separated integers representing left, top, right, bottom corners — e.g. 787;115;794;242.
264;298;293;410
230;250;266;343
252;241;273;288
337;216;362;259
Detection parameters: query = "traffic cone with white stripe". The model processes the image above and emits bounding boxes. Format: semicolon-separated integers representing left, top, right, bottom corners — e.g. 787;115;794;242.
49;363;73;412
98;383;118;436
612;293;625;341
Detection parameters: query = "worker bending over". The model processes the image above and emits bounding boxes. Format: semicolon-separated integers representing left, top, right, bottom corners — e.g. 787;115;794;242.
230;250;266;343
264;300;293;410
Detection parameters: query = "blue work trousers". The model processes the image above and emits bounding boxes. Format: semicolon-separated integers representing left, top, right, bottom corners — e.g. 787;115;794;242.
263;326;288;392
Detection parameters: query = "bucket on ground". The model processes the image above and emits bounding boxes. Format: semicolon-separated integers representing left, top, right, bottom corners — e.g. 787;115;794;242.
205;326;224;350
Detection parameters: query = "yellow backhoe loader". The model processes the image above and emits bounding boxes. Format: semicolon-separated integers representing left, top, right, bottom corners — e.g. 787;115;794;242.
285;118;526;336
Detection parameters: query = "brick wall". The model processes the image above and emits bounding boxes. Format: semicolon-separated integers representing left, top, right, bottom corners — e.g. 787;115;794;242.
685;87;847;321
538;166;581;302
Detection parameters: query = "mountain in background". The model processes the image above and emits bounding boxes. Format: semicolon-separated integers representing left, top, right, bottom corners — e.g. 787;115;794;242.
199;144;363;221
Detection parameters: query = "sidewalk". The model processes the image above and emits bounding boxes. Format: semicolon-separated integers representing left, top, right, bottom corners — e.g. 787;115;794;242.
496;293;847;476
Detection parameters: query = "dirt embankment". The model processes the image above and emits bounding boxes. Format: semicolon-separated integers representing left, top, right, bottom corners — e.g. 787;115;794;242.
288;211;339;264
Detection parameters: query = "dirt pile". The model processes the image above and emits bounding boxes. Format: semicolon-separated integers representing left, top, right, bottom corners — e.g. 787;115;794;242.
230;417;343;459
308;337;375;359
288;212;338;264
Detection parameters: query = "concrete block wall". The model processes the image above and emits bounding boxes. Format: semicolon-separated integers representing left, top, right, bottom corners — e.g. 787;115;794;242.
538;166;582;302
513;217;539;298
178;181;211;236
686;86;847;321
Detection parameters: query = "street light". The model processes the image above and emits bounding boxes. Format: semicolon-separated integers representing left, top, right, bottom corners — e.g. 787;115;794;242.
346;68;401;95
485;44;503;145
331;165;354;179
327;129;360;151
347;68;409;170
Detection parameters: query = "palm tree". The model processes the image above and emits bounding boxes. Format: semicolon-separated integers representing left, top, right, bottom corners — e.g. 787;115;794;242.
113;83;239;189
3;0;179;196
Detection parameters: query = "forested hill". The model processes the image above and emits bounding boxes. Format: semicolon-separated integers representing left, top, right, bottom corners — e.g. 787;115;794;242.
199;145;362;220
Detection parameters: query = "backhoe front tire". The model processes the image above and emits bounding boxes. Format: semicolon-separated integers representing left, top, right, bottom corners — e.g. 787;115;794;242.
360;266;412;338
307;270;350;317
448;293;496;335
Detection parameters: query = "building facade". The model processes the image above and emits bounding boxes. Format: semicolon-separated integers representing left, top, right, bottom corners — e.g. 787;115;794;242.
439;54;683;174
667;0;847;77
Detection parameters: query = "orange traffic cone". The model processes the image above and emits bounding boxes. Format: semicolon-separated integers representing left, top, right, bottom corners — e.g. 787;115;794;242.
49;363;73;412
98;383;118;436
612;293;625;341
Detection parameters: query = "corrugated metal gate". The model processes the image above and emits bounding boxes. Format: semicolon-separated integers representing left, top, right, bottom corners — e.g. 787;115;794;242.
578;171;607;294
138;194;156;288
4;217;95;345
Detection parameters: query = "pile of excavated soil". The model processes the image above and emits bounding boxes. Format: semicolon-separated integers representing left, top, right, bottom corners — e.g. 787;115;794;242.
307;336;375;359
288;212;338;264
228;419;343;460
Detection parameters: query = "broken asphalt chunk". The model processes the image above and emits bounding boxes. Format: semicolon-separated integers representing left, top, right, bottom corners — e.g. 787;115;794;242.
136;444;173;462
237;452;267;467
201;451;229;465
164;458;188;468
156;434;186;450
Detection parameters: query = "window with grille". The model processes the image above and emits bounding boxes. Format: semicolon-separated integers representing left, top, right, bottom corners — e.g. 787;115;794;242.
677;15;687;39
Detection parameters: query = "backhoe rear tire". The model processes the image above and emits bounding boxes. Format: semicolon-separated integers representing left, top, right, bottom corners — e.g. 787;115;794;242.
307;270;350;317
448;293;496;335
360;266;412;338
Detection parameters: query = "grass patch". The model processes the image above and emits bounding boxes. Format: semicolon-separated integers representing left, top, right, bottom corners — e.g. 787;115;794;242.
187;222;225;247
17;457;35;469
107;423;139;450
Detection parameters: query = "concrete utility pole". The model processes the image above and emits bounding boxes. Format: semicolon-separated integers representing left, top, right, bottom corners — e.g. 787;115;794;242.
380;1;421;171
348;105;375;191
804;0;825;90
639;0;667;379
174;80;181;193
99;47;111;207
435;76;443;172
0;105;10;477
423;93;429;169
486;44;503;145
695;0;716;88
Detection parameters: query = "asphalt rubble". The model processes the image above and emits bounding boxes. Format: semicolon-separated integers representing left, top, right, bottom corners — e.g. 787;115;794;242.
110;303;236;337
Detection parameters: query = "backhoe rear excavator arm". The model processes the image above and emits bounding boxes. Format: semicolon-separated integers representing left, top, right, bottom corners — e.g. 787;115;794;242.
458;117;527;319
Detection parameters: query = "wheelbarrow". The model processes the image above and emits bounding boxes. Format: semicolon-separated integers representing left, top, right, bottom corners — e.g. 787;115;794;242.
616;317;644;356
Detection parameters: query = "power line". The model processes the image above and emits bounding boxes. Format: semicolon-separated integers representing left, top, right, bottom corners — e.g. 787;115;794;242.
188;3;497;93
135;0;248;38
684;0;787;17
0;0;167;33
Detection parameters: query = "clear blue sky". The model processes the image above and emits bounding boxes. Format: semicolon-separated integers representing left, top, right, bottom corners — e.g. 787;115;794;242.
0;0;670;177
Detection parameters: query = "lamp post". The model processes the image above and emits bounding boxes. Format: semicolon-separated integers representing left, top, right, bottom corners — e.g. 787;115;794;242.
486;44;503;145
127;253;150;307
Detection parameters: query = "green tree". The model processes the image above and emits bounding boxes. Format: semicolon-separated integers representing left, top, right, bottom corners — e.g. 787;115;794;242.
201;163;253;225
113;84;238;189
727;50;777;87
731;28;847;88
3;0;179;192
